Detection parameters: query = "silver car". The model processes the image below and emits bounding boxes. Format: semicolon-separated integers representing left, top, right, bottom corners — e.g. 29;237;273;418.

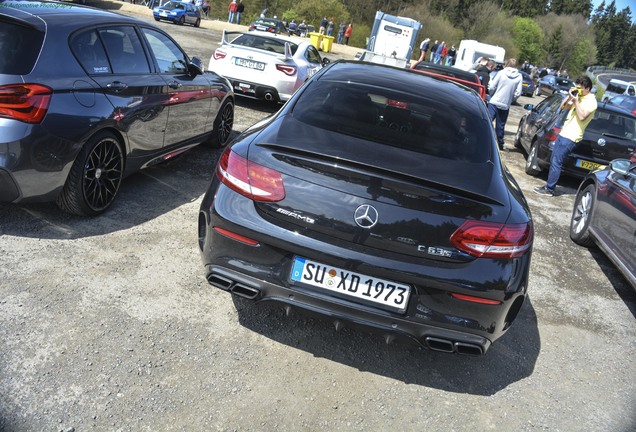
209;31;330;103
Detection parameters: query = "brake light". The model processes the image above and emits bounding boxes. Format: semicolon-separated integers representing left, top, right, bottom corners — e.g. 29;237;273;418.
216;147;285;202
451;220;533;258
0;84;52;124
213;226;259;246
545;126;561;142
276;64;297;76
213;50;227;60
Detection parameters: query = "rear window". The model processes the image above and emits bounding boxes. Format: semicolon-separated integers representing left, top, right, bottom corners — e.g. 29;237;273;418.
586;110;636;141
231;34;298;55
0;20;44;75
607;81;628;93
292;80;491;163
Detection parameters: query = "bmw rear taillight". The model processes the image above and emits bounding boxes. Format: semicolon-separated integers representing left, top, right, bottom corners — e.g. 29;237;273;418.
0;84;52;124
276;64;297;76
213;50;227;60
451;220;533;259
216;147;285;202
545;126;561;142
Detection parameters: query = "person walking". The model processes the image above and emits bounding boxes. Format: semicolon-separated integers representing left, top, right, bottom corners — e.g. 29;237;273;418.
445;44;456;66
344;23;353;45
534;76;597;196
418;38;430;62
433;41;445;64
429;40;438;62
227;0;238;23
474;57;495;90
319;17;328;35
235;0;244;24
488;58;522;151
337;21;346;44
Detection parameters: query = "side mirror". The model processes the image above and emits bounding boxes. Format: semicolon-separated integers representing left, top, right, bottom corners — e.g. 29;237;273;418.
189;57;204;75
322;57;331;66
609;159;631;176
523;103;534;111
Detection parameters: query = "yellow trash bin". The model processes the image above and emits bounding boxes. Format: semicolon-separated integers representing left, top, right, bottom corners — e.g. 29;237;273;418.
321;35;334;53
309;32;323;50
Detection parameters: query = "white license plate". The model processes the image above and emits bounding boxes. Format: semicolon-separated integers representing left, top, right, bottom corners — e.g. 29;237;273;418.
235;58;265;71
290;257;410;313
160;11;168;17
575;159;602;171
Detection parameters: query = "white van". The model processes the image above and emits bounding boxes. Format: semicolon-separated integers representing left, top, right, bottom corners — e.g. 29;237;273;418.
603;79;636;102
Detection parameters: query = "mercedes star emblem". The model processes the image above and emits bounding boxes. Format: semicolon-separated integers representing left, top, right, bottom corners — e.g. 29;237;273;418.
354;204;379;228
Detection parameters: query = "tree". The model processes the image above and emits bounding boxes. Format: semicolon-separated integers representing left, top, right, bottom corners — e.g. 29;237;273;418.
512;17;544;65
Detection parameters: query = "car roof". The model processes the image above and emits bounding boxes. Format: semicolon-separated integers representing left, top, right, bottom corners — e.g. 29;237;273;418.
1;1;140;24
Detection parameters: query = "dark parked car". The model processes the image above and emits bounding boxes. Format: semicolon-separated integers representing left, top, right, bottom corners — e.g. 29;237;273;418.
198;61;534;356
570;158;636;289
153;1;201;27
520;70;536;97
514;94;636;180
0;2;234;215
534;74;575;97
248;17;288;35
410;61;487;100
606;94;636;115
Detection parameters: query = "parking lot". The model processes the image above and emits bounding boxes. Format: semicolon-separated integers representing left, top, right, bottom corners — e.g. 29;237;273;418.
1;2;635;431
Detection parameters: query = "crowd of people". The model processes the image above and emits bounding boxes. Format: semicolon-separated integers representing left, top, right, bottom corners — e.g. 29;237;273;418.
418;38;457;66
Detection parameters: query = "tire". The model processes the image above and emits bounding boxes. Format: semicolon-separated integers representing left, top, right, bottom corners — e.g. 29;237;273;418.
57;131;124;216
524;142;542;176
514;121;523;149
154;17;160;21
570;184;596;247
206;99;234;148
177;16;185;25
195;18;201;28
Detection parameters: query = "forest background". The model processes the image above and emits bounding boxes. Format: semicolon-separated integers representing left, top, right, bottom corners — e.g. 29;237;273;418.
209;0;635;77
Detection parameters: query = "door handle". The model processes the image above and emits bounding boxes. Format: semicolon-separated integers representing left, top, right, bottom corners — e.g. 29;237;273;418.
106;81;128;92
168;81;182;89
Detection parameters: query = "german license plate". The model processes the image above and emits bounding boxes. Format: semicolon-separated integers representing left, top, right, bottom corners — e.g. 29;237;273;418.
235;57;265;71
290;257;410;313
575;159;602;171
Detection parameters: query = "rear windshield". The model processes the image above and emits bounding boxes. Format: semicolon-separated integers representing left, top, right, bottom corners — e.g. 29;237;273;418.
0;20;44;75
231;33;298;55
556;77;574;87
586;110;636;141
292;80;491;163
607;81;628;93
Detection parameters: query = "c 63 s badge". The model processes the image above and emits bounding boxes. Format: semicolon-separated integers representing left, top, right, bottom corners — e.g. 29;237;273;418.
418;245;453;258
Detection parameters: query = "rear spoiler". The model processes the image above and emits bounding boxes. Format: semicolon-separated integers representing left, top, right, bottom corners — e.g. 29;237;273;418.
221;29;293;61
409;67;487;101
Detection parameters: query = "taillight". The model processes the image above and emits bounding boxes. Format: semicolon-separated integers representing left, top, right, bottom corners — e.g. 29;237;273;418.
276;64;297;76
451;220;533;259
450;293;502;305
629;150;636;163
213;50;227;60
545;126;561;142
0;84;52;124
216;147;285;202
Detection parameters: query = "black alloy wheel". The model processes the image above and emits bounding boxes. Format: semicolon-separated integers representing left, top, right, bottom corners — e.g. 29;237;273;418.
57;132;124;216
207;99;234;147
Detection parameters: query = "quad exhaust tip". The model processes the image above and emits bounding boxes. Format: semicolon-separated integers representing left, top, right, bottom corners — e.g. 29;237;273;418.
425;336;483;356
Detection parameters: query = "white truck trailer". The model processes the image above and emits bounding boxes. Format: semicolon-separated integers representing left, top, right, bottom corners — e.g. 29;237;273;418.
355;11;422;68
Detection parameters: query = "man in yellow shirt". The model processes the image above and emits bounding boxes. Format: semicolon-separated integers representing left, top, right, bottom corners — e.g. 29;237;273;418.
534;75;597;196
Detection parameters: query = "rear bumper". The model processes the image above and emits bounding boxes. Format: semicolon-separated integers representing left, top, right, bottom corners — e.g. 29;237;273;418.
198;183;531;355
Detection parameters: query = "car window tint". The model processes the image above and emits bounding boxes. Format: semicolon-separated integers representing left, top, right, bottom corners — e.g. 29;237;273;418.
141;28;188;74
96;26;150;74
0;20;44;75
292;81;490;162
305;46;322;64
71;29;110;74
588;110;636;141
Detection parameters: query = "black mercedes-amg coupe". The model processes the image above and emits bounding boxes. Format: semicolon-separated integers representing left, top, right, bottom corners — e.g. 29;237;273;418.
198;60;534;355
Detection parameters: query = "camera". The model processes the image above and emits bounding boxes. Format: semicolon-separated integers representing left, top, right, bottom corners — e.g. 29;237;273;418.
570;87;582;97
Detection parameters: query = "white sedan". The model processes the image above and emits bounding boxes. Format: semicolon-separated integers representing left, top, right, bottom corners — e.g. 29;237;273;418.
209;31;330;103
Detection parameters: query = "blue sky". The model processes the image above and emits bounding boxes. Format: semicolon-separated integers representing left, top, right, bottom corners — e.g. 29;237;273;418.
591;0;634;14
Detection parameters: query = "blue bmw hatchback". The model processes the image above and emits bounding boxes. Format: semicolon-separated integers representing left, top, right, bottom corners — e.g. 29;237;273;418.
0;1;233;215
153;1;201;27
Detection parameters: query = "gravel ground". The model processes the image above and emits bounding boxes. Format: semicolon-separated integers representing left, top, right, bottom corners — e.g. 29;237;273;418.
1;2;635;431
